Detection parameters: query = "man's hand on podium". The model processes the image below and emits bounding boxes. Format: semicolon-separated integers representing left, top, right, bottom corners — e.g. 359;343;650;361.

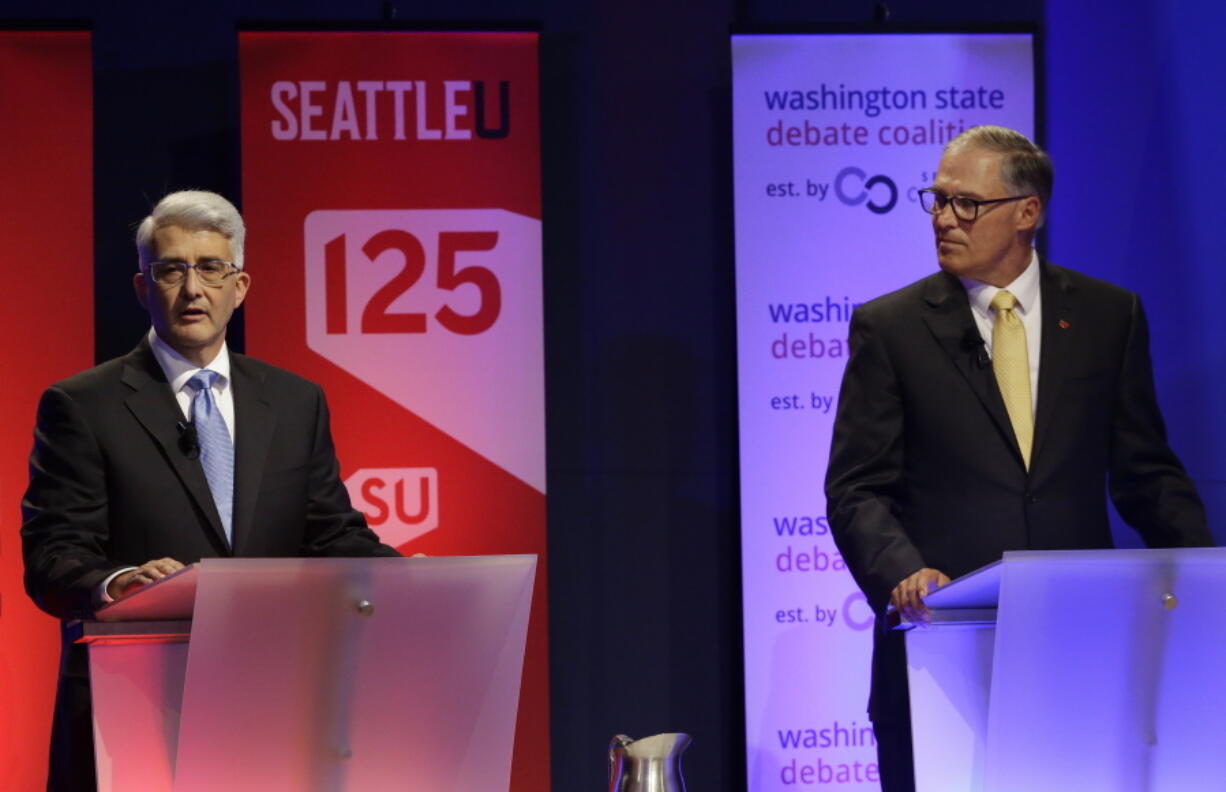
891;568;951;626
106;557;185;600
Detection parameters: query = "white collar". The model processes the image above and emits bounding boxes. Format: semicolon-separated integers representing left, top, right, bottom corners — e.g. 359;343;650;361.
961;249;1041;315
147;327;232;394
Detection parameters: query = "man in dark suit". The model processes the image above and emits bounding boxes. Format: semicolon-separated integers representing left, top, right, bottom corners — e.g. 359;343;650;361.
825;127;1212;792
21;190;400;791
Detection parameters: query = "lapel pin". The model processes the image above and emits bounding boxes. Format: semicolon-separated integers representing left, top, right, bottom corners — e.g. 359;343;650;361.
1058;320;1070;329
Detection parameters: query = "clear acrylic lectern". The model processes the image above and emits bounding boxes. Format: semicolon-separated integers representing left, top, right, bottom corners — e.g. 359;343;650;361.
900;547;1226;792
75;555;537;792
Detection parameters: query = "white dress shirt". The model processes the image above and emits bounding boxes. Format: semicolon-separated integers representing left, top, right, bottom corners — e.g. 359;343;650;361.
147;327;236;443
960;249;1042;415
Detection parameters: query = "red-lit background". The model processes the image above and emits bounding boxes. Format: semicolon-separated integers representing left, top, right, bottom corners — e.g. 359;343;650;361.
240;32;549;792
0;30;94;791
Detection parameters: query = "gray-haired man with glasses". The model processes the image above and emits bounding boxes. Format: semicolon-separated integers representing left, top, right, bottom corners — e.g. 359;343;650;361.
825;126;1211;792
22;190;399;792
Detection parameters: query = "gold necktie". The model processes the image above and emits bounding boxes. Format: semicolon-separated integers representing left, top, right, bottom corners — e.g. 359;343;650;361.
991;290;1033;468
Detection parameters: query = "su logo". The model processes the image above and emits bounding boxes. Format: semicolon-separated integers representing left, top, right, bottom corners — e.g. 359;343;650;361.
344;467;439;547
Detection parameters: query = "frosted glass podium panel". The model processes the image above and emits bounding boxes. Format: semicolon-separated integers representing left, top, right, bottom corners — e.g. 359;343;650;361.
904;612;995;792
80;555;537;792
902;547;1226;792
175;556;535;791
985;548;1225;792
80;569;199;792
81;626;190;790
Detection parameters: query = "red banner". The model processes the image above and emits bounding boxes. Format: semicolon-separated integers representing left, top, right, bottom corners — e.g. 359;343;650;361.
239;32;547;791
0;30;94;790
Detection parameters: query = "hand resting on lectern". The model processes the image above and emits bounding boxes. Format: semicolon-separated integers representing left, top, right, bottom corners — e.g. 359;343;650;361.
106;557;186;599
890;567;951;626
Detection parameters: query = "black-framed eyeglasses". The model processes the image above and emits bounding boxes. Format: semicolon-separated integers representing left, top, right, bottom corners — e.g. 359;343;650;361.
147;259;237;287
918;189;1032;222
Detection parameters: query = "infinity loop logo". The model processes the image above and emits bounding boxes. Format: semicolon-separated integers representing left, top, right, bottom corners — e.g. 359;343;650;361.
842;591;874;631
834;166;898;215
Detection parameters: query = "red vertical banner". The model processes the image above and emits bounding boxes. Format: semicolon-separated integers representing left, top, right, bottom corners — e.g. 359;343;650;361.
0;30;94;790
239;32;547;790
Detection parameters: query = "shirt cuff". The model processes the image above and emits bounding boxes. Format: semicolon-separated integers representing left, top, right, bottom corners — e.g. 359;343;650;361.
95;567;138;607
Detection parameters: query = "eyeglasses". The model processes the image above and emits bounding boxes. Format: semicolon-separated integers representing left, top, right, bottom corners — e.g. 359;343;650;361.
147;259;237;286
918;189;1032;222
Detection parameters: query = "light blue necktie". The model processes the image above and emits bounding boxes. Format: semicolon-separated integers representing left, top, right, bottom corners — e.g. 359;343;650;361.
188;370;234;545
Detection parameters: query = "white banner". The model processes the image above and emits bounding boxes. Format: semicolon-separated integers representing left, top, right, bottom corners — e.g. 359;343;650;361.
733;33;1034;791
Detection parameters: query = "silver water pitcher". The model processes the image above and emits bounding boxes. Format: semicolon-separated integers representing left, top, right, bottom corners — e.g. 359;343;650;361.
607;733;692;792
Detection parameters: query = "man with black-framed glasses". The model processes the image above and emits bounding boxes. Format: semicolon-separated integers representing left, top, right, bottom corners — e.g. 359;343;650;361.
825;126;1211;792
21;190;399;792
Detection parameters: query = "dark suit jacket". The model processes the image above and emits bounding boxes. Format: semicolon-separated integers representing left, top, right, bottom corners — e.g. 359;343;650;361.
21;338;399;790
825;260;1211;722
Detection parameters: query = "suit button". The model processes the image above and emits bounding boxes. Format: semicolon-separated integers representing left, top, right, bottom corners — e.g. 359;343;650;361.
1026;494;1039;504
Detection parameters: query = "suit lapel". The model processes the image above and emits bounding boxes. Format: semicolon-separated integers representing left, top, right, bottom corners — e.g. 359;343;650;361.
121;340;229;550
1031;261;1080;466
230;355;276;556
920;272;1026;467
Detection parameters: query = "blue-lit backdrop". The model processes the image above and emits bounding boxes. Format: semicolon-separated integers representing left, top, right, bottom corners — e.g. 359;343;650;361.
1047;0;1226;547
